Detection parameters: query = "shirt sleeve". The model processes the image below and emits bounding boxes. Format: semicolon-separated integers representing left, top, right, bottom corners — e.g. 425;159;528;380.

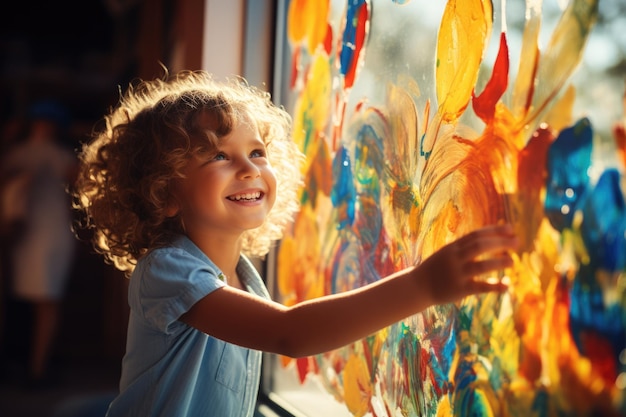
133;247;226;334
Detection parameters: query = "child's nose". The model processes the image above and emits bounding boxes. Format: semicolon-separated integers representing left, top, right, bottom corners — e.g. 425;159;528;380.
237;158;261;179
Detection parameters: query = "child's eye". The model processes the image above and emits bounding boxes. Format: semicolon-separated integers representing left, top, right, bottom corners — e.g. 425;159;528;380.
212;152;227;161
250;149;266;158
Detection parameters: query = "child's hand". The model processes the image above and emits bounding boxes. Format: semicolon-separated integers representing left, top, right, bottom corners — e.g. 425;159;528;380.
417;224;518;305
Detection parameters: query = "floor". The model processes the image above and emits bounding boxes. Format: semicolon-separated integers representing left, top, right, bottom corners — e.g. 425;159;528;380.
0;240;127;417
0;355;120;417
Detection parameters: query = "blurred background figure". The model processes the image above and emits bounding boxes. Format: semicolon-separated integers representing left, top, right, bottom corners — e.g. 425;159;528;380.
0;99;78;388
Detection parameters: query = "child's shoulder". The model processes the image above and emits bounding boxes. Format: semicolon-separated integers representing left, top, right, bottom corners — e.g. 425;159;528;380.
139;236;219;275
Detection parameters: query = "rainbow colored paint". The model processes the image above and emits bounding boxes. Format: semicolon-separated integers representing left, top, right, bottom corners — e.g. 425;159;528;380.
277;0;625;415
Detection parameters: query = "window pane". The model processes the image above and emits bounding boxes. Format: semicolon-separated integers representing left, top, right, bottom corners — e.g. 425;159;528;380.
266;1;626;416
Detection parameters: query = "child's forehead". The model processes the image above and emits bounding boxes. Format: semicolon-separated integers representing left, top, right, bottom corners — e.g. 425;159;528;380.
191;109;263;151
222;118;262;144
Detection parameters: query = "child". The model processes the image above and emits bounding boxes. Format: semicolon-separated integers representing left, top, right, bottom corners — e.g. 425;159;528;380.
73;70;518;417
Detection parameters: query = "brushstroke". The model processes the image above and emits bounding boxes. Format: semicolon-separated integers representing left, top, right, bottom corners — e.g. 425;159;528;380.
277;0;624;416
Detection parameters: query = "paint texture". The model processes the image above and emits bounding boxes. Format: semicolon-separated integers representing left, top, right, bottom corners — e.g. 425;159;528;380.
278;0;625;415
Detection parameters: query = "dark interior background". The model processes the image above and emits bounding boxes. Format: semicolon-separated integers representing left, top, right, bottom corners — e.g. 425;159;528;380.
0;0;202;370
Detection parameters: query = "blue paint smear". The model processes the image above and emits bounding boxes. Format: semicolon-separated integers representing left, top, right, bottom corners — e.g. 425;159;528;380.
355;200;385;285
544;118;593;231
428;326;457;388
354;125;383;249
340;0;367;78
331;145;356;228
569;275;626;367
329;237;353;294
454;356;477;392
419;132;432;160
489;356;505;392
453;357;491;416
531;388;550;417
580;169;626;272
354;124;385;180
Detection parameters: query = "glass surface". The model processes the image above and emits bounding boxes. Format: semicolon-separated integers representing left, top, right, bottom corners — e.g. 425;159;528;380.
267;1;626;416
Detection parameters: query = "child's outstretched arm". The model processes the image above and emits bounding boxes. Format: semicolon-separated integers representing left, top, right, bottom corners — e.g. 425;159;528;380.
180;224;517;357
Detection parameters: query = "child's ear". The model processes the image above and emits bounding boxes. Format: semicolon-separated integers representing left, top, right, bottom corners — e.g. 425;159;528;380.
165;199;180;217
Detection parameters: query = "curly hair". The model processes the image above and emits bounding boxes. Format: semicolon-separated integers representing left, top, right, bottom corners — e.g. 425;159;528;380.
73;70;303;274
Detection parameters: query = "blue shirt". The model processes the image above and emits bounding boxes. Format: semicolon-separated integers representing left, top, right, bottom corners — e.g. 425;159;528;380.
106;235;270;417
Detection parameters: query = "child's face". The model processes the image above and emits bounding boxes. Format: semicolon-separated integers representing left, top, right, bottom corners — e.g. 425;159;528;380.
174;117;277;238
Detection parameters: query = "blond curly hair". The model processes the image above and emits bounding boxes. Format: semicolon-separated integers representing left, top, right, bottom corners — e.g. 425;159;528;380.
74;70;303;274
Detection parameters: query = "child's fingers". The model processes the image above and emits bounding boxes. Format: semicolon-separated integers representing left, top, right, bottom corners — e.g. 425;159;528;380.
463;254;514;277
457;225;517;260
469;277;510;294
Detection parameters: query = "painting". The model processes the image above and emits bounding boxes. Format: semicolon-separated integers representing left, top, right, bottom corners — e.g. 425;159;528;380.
273;0;626;416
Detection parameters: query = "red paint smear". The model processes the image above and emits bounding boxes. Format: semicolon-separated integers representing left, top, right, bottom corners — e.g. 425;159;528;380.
402;353;411;395
580;331;618;384
290;45;300;90
354;98;368;113
419;348;430;390
324;22;333;55
518;125;554;195
519;350;542;382
613;121;626;168
472;32;509;122
522;44;540;116
296;356;309;383
344;4;369;89
295;356;320;384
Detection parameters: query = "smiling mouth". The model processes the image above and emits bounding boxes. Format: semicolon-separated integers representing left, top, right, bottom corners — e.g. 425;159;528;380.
227;191;262;201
